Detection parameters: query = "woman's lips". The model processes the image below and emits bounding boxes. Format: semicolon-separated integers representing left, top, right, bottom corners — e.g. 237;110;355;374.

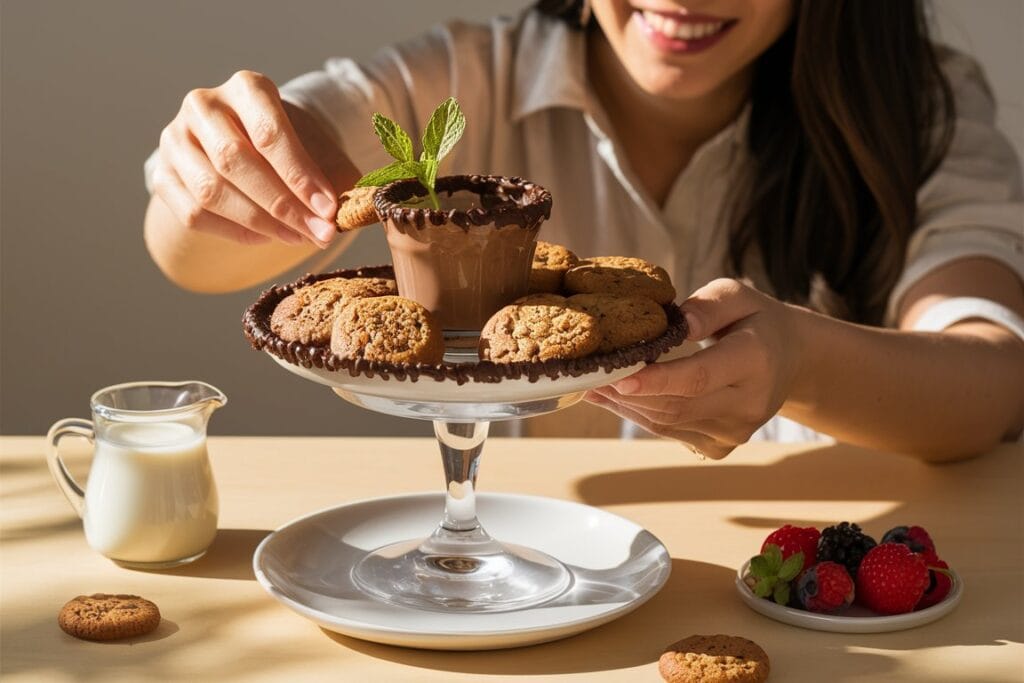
633;8;738;54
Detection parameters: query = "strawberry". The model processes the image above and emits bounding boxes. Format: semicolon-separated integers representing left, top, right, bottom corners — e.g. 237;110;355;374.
796;561;855;613
881;525;937;557
856;543;930;615
916;558;952;610
762;525;820;573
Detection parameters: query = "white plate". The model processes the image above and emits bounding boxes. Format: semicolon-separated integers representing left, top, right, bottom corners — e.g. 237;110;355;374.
253;492;671;650
271;353;645;404
735;559;963;633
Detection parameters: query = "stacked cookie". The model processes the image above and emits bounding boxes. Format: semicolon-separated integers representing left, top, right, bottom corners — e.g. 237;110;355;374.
270;275;445;365
479;243;676;363
268;244;676;367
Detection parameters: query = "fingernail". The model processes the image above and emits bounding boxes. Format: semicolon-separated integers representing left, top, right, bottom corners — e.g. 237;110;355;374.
684;312;701;340
311;192;334;219
305;215;335;243
615;377;640;395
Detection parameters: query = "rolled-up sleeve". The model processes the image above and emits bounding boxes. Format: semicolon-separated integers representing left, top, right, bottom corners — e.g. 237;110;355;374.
887;49;1024;324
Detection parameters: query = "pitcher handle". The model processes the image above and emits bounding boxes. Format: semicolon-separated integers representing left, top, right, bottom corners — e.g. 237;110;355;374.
45;418;93;518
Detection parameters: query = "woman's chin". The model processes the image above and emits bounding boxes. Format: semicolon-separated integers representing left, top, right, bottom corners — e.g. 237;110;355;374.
629;64;724;101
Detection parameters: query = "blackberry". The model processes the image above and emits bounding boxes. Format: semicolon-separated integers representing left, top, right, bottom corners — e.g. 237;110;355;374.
817;522;877;579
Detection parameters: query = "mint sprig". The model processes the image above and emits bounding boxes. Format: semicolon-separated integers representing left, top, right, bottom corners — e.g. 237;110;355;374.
748;544;804;606
355;97;465;209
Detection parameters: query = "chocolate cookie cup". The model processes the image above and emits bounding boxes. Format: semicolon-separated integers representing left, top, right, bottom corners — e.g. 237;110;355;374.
374;175;552;332
242;266;689;385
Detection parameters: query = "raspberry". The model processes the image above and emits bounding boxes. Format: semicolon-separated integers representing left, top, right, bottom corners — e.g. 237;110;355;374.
761;525;820;573
817;522;877;579
796;561;855;613
881;525;937;557
856;543;929;615
916;557;952;610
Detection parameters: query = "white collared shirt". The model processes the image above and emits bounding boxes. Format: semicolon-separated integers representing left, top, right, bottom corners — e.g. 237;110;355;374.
276;10;1023;442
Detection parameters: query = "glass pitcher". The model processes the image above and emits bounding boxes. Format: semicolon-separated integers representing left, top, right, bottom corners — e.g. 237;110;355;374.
46;381;226;569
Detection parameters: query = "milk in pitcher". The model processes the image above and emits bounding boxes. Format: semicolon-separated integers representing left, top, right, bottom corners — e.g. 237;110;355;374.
83;421;218;565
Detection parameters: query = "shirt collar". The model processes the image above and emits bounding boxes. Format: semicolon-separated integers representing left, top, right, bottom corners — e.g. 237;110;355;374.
510;12;590;121
510;10;750;149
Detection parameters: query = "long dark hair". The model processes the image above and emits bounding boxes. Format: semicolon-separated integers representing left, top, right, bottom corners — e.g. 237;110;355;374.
537;0;955;324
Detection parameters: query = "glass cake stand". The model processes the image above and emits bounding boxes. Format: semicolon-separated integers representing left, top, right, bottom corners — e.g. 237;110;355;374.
269;349;654;614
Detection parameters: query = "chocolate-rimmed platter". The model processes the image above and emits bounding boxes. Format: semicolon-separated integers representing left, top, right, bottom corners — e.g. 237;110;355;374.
243;265;688;413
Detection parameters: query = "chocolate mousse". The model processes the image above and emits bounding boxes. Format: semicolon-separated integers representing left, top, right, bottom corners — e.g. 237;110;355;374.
374;175;552;332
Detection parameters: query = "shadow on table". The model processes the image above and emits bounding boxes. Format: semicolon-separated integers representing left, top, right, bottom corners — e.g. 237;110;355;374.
573;443;1010;508
323;557;913;680
324;557;721;673
1;601;285;681
573;442;1024;652
576;442;1022;540
133;528;271;581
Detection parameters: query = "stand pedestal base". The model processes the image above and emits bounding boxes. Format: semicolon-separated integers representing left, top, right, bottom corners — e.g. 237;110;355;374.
351;525;571;613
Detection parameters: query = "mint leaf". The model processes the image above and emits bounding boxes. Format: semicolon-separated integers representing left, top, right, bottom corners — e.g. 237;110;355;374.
764;544;783;573
754;578;774;598
357;97;465;205
749;555;771;579
372;113;413;162
773;582;791;606
779;552;804;582
420;97;465;162
355;160;419;187
414;158;440;210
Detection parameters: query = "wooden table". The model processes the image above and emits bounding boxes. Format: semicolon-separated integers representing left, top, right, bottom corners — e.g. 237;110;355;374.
2;436;1021;682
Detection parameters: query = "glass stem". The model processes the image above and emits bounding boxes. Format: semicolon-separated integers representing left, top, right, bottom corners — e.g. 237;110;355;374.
434;420;489;531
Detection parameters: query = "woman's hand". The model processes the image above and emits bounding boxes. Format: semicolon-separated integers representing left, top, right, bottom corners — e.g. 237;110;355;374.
586;278;808;459
152;70;339;247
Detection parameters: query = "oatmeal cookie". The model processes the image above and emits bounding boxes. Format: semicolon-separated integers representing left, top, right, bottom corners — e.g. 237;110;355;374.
330;296;445;364
528;241;579;293
567;293;668;353
270;277;397;345
479;301;602;362
659;634;770;683
58;594;161;642
335;186;380;230
514;293;570;306
564;256;676;304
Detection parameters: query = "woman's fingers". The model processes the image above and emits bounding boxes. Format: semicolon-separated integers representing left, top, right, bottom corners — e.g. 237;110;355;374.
612;329;760;398
584;391;731;459
181;89;330;246
590;384;742;424
681;278;765;341
224;72;338;221
158;125;306;245
150;160;273;246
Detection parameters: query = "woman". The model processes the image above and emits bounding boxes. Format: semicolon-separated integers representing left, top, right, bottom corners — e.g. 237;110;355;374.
144;0;1024;461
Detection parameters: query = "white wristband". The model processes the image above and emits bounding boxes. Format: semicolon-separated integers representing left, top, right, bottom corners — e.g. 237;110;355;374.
912;296;1024;341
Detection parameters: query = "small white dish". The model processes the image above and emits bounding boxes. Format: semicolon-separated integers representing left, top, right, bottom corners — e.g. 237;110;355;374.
254;492;671;650
735;559;963;633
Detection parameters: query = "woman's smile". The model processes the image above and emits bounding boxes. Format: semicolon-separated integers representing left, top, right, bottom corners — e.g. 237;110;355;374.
633;7;739;55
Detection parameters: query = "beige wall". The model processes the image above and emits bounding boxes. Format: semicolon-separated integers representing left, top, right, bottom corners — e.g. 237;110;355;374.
1;0;1020;436
0;0;530;437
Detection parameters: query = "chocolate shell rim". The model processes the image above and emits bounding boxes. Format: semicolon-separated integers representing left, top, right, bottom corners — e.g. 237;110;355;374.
242;265;689;385
373;175;552;230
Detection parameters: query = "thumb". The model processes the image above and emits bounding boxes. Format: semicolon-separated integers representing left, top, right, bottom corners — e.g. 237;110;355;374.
682;278;764;341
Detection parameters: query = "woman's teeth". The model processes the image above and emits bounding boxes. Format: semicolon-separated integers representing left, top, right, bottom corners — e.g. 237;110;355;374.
641;10;726;40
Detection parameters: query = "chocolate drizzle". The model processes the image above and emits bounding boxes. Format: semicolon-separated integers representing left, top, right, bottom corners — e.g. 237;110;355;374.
242;266;689;385
374;175;552;231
